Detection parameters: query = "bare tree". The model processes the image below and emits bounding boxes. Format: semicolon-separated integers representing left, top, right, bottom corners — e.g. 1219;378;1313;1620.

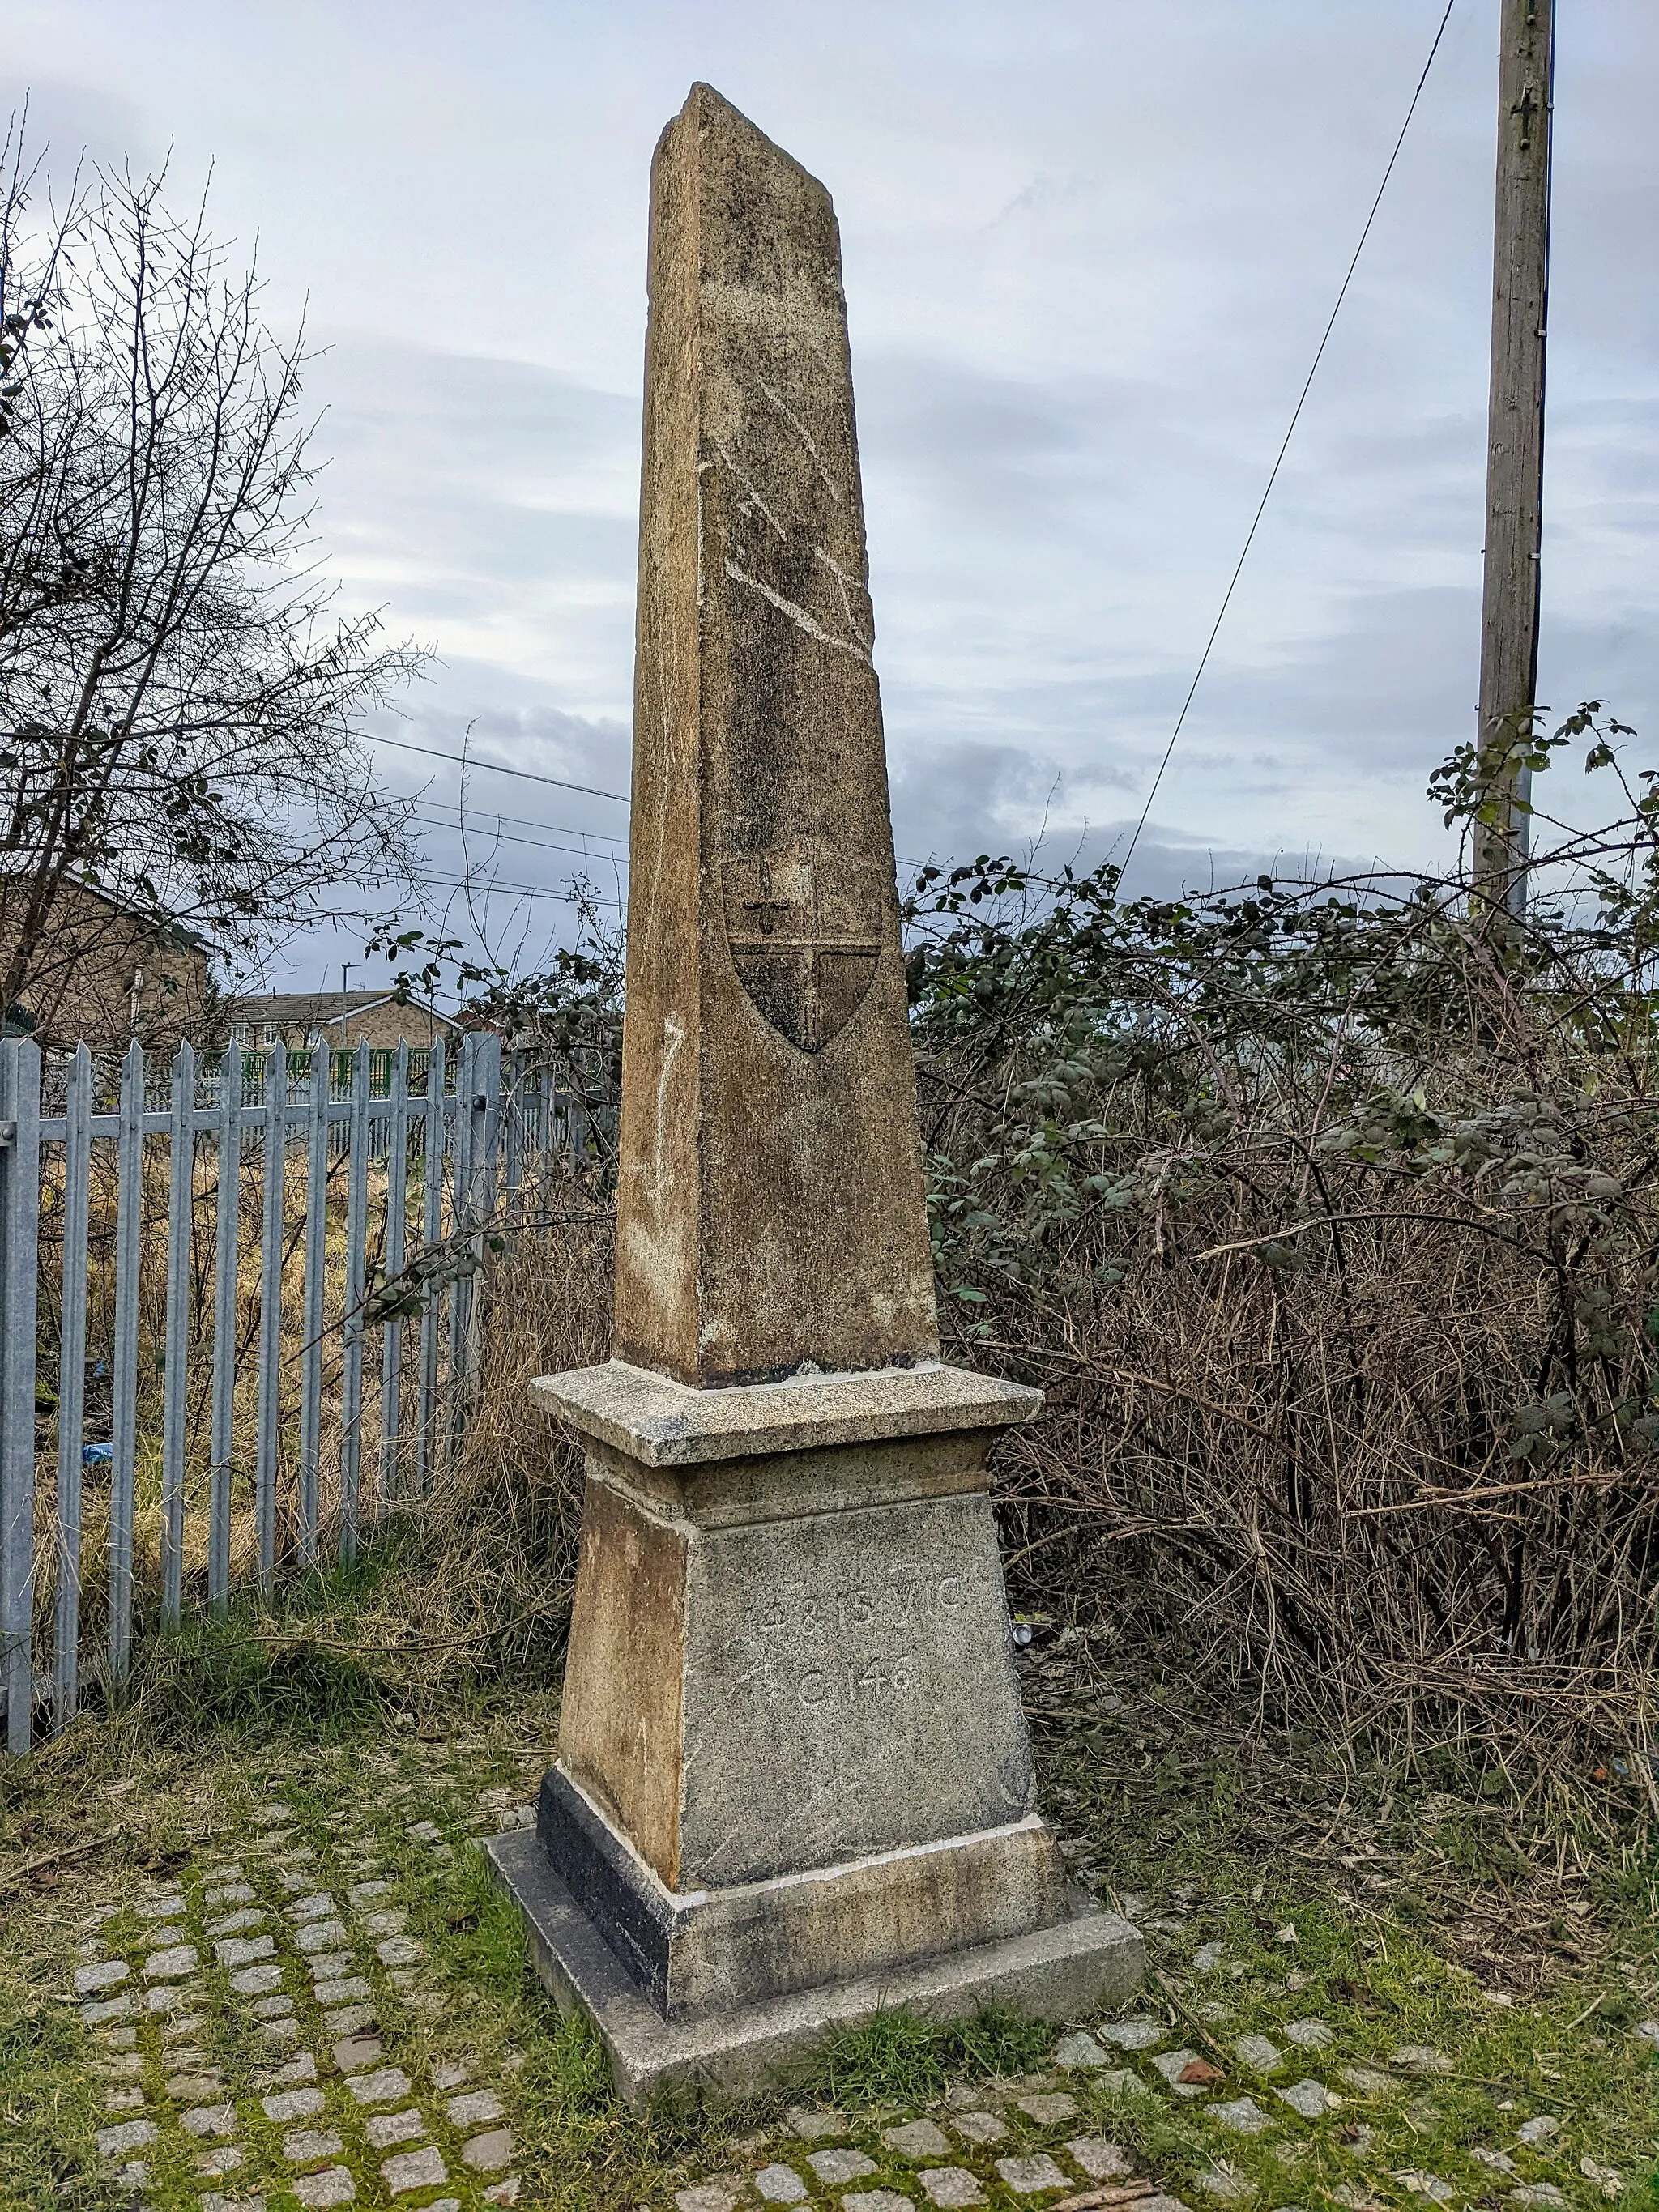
0;121;424;1041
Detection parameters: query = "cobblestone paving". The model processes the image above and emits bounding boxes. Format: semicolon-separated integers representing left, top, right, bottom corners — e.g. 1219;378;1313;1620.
72;1788;536;2210
656;1988;1648;2212
45;1762;1653;2212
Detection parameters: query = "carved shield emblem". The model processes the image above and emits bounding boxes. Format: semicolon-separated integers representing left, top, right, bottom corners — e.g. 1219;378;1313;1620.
723;844;885;1054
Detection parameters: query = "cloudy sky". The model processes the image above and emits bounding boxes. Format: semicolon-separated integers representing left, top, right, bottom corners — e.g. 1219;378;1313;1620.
9;1;1658;991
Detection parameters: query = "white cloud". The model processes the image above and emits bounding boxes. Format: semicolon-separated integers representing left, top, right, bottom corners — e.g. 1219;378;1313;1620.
4;0;1656;981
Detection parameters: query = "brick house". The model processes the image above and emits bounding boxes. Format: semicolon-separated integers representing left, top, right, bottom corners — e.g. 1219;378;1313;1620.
220;989;460;1053
0;876;215;1052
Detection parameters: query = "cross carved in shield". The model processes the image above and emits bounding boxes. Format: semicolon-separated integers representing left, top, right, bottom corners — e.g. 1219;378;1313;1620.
723;844;885;1054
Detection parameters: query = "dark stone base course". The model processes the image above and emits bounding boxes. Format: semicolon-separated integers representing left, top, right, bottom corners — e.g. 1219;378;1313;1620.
485;1826;1145;2110
537;1765;675;2010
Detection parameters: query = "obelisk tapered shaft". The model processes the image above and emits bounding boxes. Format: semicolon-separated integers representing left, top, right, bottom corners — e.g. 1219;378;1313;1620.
615;83;939;1388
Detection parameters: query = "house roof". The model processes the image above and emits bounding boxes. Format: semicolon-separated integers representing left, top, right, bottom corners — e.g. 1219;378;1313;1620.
223;989;458;1029
0;871;214;955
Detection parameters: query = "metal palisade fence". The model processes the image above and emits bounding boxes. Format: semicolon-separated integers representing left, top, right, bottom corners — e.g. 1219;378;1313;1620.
0;1029;599;1756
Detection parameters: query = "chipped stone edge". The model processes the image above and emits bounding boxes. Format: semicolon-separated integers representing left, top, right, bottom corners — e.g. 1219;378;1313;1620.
485;1826;1142;2110
528;1359;1043;1467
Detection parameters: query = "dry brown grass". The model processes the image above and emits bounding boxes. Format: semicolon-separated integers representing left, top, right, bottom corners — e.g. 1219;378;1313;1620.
907;861;1659;1809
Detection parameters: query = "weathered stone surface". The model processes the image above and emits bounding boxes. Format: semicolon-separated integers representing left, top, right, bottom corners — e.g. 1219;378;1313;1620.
539;1758;1066;2018
1213;2097;1273;2134
1152;2050;1209;2096
609;83;939;1388
1278;2079;1339;2118
96;2118;159;2155
1054;2031;1114;2070
313;1976;373;2006
1067;2139;1132;2180
532;1360;1038;1469
215;1935;274;1967
181;2102;237;2137
75;1959;130;1994
919;2174;987;2210
262;2087;324;2123
754;2166;810;2204
993;2154;1071;2196
296;1920;348;1954
951;2112;1009;2146
231;1963;284;1996
348;2067;412;2105
1016;2092;1077;2124
293;2169;356;2206
462;2130;514;2172
144;1945;198;1980
382;2146;446;2194
554;1455;1047;1900
80;1992;135;2024
883;2119;951;2158
284;2128;344;2162
807;2147;877;2184
207;1907;267;1937
365;2109;426;2148
487;1826;1141;2108
446;2090;504;2127
1235;2035;1284;2072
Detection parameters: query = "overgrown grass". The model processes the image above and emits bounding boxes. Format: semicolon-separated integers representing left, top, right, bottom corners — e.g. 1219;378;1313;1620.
3;1657;1653;2212
810;2003;1053;2108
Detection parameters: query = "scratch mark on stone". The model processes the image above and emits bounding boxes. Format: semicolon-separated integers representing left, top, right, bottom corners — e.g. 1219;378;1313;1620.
812;545;871;649
714;444;787;540
724;560;869;662
653;1014;686;1214
756;377;842;502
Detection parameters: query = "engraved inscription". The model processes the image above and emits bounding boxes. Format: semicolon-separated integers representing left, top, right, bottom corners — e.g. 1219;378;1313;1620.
681;1493;1037;1885
750;1568;978;1720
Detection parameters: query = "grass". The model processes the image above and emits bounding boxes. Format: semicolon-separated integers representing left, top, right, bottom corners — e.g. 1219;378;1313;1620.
1;1630;1654;2212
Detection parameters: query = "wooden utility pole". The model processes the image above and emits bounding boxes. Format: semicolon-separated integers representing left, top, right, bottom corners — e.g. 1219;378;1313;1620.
1473;0;1555;920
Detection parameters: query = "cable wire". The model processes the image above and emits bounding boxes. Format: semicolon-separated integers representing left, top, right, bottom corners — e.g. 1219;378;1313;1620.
371;731;630;803
1117;0;1459;888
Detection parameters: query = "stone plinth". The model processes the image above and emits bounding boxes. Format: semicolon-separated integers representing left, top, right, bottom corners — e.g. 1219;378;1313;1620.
490;1361;1143;2102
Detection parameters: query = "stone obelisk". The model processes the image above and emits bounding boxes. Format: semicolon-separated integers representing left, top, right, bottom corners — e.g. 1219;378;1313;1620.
489;83;1141;2103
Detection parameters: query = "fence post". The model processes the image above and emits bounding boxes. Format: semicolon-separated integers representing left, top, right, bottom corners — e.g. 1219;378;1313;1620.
416;1035;446;1496
52;1043;93;1731
0;1038;41;1754
255;1046;289;1596
463;1031;501;1411
160;1042;195;1630
378;1042;410;1519
444;1032;475;1475
108;1039;144;1692
296;1044;331;1571
339;1042;370;1565
208;1047;242;1613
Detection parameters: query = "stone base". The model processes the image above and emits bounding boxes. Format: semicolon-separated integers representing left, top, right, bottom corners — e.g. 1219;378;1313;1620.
486;1826;1145;2109
539;1762;1071;2016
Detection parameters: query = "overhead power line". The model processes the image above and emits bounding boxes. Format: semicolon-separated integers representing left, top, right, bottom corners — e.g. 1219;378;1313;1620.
372;731;630;804
413;795;630;847
1117;0;1461;889
418;867;625;910
410;806;631;869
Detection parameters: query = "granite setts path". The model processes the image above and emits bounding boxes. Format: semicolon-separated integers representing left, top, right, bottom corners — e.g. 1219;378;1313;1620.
73;1791;529;2211
56;1767;1646;2212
